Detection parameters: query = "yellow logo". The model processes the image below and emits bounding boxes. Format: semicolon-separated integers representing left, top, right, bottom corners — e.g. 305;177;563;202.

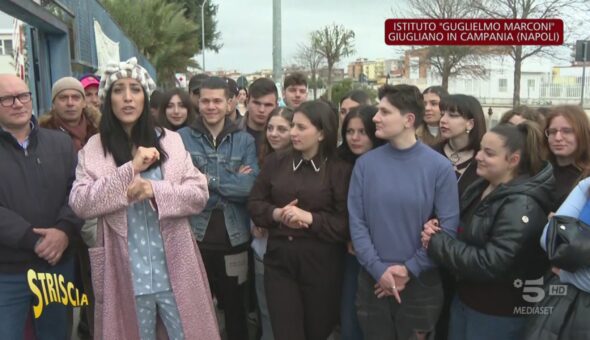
27;269;88;318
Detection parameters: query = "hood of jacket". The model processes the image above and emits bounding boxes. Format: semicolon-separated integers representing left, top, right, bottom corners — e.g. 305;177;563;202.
38;106;101;130
463;161;554;214
189;117;240;146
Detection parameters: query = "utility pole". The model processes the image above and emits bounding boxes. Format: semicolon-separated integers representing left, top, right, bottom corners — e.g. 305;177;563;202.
582;41;587;107
201;0;209;72
272;0;282;86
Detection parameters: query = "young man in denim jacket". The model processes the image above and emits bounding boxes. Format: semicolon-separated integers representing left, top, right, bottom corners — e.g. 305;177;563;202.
178;76;259;340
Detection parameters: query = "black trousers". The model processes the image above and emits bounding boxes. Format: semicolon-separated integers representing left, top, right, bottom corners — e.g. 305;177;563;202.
200;246;249;340
264;236;345;340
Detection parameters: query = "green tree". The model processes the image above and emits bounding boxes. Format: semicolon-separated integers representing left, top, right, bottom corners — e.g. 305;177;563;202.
307;77;325;91
331;79;377;107
164;0;222;51
312;24;355;101
103;0;218;86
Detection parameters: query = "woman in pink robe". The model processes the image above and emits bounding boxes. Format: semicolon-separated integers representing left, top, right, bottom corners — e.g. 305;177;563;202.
69;58;220;340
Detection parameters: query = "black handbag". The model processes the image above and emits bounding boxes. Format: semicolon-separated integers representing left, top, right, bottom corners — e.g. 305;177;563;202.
546;215;590;272
523;275;586;340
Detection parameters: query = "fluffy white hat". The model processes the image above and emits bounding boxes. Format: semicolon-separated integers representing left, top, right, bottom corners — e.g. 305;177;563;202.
98;57;157;100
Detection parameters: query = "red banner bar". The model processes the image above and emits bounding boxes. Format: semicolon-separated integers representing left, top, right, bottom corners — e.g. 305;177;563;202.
385;19;563;46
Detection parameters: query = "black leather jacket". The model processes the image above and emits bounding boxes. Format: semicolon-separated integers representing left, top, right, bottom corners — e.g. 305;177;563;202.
428;162;554;283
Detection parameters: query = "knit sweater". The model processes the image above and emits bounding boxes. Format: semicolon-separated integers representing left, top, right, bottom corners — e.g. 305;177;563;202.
348;141;460;281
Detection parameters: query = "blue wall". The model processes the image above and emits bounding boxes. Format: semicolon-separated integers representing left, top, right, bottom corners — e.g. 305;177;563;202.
59;0;156;79
0;0;155;113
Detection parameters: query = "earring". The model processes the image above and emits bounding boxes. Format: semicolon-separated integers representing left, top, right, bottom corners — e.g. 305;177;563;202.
466;128;471;134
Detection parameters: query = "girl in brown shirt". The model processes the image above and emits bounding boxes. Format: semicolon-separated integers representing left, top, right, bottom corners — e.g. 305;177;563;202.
248;100;352;340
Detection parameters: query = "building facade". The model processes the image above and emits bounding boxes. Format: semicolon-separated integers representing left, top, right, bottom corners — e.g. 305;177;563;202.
0;0;154;114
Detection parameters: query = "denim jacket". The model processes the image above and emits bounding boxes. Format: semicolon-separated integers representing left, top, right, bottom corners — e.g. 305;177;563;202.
178;118;259;247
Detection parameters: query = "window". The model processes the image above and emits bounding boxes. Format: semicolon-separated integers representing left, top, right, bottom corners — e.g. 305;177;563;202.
499;78;508;93
0;39;13;56
42;1;77;61
528;79;535;91
465;79;473;93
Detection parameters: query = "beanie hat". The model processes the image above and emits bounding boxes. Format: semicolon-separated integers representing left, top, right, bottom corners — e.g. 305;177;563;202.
98;57;157;100
51;77;85;102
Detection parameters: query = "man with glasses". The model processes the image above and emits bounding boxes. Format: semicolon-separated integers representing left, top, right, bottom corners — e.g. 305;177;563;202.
0;74;83;339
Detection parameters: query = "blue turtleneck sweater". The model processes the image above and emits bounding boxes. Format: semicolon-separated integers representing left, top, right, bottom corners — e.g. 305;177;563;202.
348;141;460;281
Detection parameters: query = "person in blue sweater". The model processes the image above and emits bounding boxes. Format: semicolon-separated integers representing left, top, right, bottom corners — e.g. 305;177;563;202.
527;177;590;338
348;84;460;340
541;177;590;291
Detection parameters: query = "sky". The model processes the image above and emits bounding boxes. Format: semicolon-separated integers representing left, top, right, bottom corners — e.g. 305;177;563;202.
205;0;399;73
204;0;590;74
0;11;13;29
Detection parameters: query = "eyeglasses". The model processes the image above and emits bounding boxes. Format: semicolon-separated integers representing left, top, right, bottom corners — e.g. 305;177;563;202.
545;127;575;137
0;92;32;107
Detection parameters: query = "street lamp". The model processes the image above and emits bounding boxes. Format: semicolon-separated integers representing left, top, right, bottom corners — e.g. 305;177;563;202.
201;0;209;72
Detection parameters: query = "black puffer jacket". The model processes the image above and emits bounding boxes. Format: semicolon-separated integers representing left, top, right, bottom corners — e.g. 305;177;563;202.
428;162;554;283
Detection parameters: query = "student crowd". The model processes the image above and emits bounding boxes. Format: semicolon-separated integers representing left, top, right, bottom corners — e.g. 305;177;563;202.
1;56;590;340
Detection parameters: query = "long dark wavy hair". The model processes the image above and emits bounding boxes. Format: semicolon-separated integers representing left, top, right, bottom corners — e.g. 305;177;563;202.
439;94;487;152
158;88;196;131
492;121;545;177
258;107;294;166
295;100;338;161
100;84;168;169
337;105;384;164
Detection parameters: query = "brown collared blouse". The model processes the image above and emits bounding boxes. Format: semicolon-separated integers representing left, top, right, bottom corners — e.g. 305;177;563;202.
248;150;353;243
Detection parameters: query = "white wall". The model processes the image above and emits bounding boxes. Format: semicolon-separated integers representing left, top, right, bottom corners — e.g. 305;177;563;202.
427;55;555;104
0;31;14;74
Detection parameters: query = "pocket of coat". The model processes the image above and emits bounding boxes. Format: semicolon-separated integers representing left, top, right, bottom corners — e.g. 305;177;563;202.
88;247;105;304
221;157;242;173
189;153;208;173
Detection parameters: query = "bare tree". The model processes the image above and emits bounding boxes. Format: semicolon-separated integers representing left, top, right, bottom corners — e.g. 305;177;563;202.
294;40;325;99
396;0;489;90
474;0;588;107
427;46;490;90
312;24;355;101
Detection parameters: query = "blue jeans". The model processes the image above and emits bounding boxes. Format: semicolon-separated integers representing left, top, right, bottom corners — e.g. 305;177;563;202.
340;253;363;340
0;257;75;340
448;296;526;340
